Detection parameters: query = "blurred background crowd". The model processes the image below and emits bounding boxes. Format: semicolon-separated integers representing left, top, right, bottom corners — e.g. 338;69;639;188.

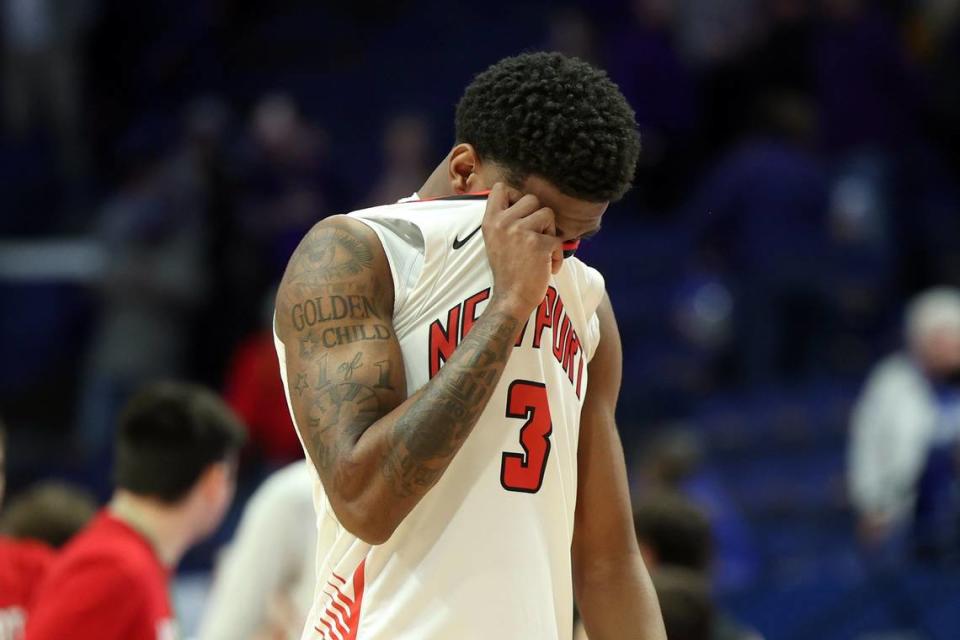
2;0;960;638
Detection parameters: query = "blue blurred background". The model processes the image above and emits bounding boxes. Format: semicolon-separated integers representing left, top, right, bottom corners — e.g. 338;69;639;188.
2;0;960;637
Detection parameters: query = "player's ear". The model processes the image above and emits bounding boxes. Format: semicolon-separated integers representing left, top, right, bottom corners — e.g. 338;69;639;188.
448;143;481;194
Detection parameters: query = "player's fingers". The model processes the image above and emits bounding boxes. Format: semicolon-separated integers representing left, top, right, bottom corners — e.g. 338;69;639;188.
536;232;563;250
500;194;542;222
503;186;526;206
516;207;556;234
485;182;510;213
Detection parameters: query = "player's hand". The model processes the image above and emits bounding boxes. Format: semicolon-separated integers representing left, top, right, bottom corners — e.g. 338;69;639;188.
482;182;563;320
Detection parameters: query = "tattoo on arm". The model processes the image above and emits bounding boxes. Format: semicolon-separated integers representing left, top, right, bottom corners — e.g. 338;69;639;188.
380;311;520;497
279;216;521;523
374;360;391;389
338;352;363;380
305;381;382;472
278;219;403;494
291;228;374;284
293;373;310;397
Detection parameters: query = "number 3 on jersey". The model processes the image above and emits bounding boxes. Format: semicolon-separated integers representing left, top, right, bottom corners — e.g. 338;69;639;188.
500;380;553;493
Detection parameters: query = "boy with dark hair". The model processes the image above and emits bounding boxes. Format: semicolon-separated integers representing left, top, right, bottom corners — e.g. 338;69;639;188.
650;568;715;640
0;482;97;549
25;383;245;640
634;492;713;572
631;493;762;640
1;419;61;640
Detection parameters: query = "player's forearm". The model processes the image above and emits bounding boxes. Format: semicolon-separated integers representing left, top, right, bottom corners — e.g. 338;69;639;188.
325;301;522;543
575;552;667;640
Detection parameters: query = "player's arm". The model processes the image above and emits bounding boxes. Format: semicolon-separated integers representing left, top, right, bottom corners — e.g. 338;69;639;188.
572;294;666;640
275;184;560;545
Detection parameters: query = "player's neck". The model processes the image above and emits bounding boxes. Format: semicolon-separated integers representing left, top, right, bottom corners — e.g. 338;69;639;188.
108;491;195;568
416;160;455;201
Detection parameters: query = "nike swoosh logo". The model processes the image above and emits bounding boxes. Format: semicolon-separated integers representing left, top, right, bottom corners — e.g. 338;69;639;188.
452;225;482;250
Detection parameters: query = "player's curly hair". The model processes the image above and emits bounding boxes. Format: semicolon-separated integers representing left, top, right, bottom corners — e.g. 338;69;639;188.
455;52;640;202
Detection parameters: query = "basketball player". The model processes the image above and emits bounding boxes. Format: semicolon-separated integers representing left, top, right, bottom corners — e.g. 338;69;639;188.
275;52;666;639
25;383;245;640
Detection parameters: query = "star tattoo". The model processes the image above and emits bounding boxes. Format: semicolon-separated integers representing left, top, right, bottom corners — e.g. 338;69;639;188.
294;373;310;396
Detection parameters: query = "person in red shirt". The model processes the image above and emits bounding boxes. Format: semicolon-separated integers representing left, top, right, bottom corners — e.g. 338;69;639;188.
224;327;302;464
0;474;96;640
0;420;56;640
25;382;246;640
0;536;52;640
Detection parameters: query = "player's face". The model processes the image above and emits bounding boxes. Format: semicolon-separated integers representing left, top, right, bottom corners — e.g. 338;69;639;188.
519;174;608;245
451;145;608;248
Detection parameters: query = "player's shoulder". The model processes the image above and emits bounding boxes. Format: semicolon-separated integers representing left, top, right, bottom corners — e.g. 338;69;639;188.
564;255;604;283
347;193;486;227
561;256;606;313
277;214;390;294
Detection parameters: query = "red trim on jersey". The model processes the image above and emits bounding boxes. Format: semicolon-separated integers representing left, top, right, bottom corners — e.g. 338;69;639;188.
562;239;580;258
316;617;339;639
412;190;491;202
314;559;367;640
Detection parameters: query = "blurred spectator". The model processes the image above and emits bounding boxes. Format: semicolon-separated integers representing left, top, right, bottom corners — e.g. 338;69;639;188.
223;289;302;467
0;480;94;638
575;567;716;640
633;493;761;640
573;568;715;640
634;491;712;572
77;118;210;461
669;271;736;393
177;96;255;388
0;482;96;548
813;0;923;153
849;287;960;560
634;428;758;589
649;567;715;640
604;0;699;210
234;94;342;282
363;112;432;207
1;0;93;174
199;461;314;640
685;92;832;383
1;420;54;640
26;382;246;640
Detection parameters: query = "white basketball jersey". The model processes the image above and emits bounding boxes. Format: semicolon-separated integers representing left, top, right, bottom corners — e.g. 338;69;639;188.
276;194;606;640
